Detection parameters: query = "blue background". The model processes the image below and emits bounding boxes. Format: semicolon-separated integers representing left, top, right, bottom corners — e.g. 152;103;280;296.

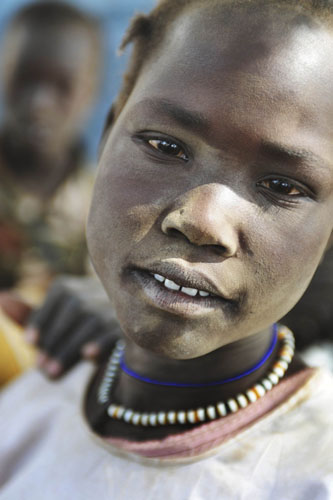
0;0;155;161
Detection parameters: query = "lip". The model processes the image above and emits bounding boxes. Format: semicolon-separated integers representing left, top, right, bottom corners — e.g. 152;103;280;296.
137;261;233;299
124;261;237;318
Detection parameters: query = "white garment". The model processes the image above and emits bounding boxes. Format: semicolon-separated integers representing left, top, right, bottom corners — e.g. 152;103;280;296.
0;363;332;500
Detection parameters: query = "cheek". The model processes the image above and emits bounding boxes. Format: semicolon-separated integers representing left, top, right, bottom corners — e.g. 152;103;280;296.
86;156;163;279
90;134;186;249
248;209;331;316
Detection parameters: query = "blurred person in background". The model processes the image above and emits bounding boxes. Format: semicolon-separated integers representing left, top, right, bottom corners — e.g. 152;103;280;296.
0;0;102;383
0;0;101;291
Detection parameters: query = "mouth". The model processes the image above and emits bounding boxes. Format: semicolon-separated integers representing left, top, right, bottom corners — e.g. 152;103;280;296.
125;263;237;318
27;124;54;142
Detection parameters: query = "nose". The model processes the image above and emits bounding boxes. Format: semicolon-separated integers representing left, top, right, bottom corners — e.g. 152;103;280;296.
28;86;57;114
161;184;239;258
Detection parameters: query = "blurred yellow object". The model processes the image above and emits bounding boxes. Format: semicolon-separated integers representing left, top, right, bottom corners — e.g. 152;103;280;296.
0;309;36;387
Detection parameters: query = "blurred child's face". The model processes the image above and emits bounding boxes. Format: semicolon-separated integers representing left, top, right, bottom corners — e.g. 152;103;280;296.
2;22;99;155
88;5;333;359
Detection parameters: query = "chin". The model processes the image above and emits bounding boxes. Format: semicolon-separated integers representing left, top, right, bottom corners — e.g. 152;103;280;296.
121;319;218;360
136;337;203;360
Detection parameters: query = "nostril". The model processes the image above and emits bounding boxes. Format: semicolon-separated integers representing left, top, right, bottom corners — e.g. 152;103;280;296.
167;228;187;240
164;227;233;256
164;227;194;245
210;244;230;257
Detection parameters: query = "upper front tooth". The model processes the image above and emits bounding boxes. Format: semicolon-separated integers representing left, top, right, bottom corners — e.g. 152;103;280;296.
164;279;181;291
181;287;198;297
154;273;165;283
199;290;209;297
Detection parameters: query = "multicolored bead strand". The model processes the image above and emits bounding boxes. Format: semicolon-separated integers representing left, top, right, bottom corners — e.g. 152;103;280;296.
98;325;295;426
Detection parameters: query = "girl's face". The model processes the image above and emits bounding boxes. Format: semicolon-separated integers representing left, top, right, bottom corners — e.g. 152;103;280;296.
87;5;333;359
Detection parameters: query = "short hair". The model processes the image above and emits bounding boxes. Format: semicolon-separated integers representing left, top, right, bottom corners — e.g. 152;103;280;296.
10;1;99;32
102;0;333;136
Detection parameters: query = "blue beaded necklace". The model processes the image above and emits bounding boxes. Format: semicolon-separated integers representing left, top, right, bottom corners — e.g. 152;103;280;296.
119;323;278;388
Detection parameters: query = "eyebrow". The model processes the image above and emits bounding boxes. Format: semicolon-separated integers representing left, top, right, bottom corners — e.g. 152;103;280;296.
259;140;332;173
136;98;209;133
132;100;332;174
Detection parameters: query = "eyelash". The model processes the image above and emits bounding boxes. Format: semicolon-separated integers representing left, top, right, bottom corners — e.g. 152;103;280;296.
135;133;189;162
256;177;309;201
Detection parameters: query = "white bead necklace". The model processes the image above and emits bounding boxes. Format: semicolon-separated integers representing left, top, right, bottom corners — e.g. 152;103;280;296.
98;325;295;427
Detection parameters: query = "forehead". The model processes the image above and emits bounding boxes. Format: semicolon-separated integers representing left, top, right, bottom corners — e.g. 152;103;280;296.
5;22;96;76
125;3;333;166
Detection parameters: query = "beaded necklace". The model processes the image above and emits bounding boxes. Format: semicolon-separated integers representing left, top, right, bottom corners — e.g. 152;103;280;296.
98;325;295;427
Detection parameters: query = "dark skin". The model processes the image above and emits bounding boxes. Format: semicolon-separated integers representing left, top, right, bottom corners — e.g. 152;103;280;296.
86;4;333;440
24;278;121;377
0;21;99;199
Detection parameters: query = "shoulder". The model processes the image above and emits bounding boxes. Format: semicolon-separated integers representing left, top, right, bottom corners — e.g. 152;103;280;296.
236;368;333;448
0;364;113;498
167;368;333;498
219;368;333;495
0;363;94;465
0;362;93;412
286;367;333;423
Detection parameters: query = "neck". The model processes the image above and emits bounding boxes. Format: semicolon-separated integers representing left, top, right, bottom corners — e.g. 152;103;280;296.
114;326;279;410
86;325;303;441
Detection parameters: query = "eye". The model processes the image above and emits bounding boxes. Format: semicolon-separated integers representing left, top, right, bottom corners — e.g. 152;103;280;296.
147;138;188;161
257;178;305;197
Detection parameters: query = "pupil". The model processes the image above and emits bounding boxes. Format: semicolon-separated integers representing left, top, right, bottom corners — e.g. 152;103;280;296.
160;141;179;154
271;179;291;193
